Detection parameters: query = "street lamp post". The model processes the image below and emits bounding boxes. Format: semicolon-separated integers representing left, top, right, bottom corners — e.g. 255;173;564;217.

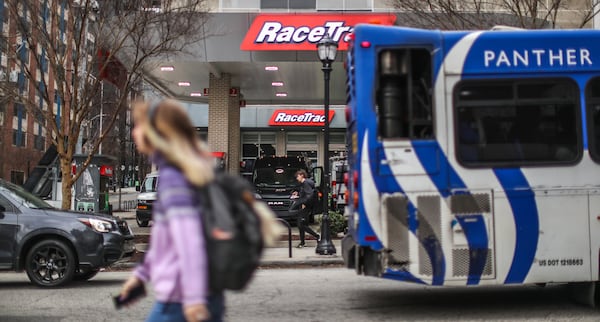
316;34;337;255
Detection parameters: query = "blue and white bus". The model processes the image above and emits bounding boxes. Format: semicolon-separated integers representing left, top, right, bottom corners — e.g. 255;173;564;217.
342;24;600;302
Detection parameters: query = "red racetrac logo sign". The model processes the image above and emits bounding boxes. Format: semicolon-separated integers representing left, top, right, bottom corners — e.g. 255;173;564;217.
269;110;335;126
100;165;113;177
241;14;396;51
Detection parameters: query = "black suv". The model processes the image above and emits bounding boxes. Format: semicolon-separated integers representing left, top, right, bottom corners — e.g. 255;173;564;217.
0;179;134;287
252;156;323;221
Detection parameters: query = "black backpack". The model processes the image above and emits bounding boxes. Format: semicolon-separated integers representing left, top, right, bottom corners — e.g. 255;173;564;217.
198;173;264;292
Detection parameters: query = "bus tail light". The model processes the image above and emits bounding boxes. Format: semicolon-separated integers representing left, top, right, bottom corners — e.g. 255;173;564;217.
353;191;359;209
331;181;337;199
365;235;378;242
353;170;359;189
345;105;352;122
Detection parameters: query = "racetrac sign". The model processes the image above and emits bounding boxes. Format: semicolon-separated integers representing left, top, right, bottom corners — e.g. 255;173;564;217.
241;14;396;51
269;110;335;127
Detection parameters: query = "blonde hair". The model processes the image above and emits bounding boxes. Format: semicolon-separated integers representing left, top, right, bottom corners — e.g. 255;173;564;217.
132;99;214;186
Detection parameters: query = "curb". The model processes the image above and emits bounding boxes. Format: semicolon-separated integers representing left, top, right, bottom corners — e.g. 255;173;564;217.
109;245;345;270
259;258;344;268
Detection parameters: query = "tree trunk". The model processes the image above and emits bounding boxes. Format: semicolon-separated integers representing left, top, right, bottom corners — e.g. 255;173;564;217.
60;158;74;210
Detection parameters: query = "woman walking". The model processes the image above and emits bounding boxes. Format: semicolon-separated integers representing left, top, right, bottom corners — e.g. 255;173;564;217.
119;99;223;322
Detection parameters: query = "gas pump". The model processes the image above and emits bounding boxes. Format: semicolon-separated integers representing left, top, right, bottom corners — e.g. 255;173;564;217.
73;154;116;215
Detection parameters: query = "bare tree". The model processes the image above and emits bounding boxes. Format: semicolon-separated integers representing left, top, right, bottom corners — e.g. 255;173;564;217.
388;0;600;30
2;0;210;209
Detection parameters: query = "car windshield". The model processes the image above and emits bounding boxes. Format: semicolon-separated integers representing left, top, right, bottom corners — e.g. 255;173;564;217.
253;167;297;186
141;176;158;192
0;181;53;209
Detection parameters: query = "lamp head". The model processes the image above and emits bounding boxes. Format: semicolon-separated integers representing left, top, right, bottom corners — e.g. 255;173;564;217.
317;34;338;63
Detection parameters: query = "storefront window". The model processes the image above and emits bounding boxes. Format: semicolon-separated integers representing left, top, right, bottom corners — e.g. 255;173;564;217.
287;133;318;167
241;132;276;176
329;132;347;157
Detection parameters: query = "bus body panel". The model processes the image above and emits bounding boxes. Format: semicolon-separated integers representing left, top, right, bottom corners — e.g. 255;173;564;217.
345;24;600;287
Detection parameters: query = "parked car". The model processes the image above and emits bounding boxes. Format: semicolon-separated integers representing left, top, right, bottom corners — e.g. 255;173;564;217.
0;179;134;287
135;172;158;227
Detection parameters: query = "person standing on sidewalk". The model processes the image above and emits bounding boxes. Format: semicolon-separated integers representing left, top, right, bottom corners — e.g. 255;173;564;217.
119;99;223;322
291;169;320;248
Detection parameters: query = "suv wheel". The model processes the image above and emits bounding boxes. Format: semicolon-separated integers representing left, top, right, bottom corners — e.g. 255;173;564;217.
25;239;75;287
136;216;149;227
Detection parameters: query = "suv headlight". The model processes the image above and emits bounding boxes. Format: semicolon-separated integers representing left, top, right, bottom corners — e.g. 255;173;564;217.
79;218;114;233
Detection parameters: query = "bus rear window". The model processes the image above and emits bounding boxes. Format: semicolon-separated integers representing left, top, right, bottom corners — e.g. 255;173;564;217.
454;79;581;167
376;48;433;139
586;77;600;162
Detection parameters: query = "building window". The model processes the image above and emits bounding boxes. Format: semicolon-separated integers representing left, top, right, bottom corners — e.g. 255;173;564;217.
317;0;371;11
10;170;24;185
13;103;26;120
286;132;318;167
242;133;276;159
261;0;315;10
13;129;26;147
330;132;345;144
241;132;276;177
454;78;580;167
329;132;346;156
34;134;45;150
0;35;7;53
39;53;48;73
287;133;317;145
220;0;260;10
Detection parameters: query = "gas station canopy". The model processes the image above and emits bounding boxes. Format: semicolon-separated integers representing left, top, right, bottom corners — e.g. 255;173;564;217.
141;12;397;105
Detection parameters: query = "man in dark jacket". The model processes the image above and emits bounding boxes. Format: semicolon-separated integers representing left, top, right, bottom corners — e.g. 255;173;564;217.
291;169;320;248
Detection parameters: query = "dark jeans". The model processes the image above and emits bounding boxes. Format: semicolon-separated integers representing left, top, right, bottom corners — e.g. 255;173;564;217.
296;206;319;244
146;293;225;322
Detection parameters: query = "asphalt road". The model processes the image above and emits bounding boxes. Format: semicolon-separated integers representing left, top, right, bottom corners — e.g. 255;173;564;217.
1;268;600;322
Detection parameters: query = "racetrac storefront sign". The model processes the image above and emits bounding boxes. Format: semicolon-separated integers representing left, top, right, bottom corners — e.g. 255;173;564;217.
241;14;396;51
269;110;335;127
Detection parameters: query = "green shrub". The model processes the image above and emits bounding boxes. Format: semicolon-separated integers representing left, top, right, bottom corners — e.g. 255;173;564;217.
317;210;348;236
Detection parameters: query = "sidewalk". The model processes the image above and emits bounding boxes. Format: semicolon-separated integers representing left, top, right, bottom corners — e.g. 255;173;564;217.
112;211;345;270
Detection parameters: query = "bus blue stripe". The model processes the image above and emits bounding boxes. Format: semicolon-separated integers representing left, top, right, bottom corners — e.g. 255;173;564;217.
413;141;488;284
456;214;489;285
383;270;426;284
493;168;539;284
357;132;385;250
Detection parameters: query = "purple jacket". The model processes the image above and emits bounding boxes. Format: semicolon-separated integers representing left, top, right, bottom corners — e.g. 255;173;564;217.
134;154;208;305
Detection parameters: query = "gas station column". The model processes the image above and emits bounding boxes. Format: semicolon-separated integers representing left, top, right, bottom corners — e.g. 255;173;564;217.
207;72;240;174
